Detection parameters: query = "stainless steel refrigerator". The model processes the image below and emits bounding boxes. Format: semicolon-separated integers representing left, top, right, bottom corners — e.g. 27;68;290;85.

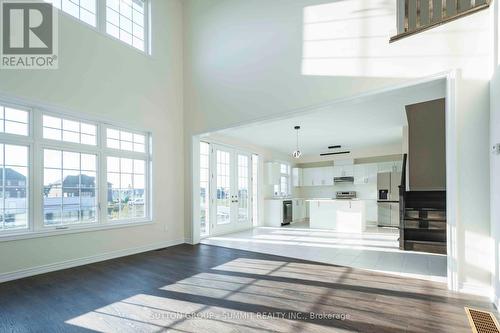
377;172;401;227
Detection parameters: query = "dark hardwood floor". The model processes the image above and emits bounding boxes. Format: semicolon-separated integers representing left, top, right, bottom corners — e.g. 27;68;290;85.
0;243;494;332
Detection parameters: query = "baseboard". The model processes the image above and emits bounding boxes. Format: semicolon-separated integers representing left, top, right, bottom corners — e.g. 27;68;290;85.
0;238;186;284
459;281;494;299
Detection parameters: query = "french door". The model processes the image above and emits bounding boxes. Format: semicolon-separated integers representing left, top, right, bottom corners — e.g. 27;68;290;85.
210;144;252;235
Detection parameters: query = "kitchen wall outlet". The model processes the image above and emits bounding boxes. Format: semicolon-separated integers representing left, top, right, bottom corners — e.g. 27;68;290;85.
494;143;500;155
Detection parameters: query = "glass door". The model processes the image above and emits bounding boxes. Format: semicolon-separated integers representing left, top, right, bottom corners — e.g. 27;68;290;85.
213;146;232;235
236;153;251;225
210;145;253;236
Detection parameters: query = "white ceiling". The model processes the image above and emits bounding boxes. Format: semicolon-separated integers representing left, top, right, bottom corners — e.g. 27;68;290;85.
212;79;446;158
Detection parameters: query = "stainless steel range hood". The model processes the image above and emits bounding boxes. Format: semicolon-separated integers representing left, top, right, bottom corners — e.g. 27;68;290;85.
334;176;354;184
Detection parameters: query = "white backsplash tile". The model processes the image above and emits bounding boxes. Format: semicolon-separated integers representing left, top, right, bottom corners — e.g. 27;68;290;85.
297;183;377;200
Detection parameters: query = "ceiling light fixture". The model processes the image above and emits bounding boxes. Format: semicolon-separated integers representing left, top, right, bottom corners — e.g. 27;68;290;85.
292;126;302;159
320;151;351;156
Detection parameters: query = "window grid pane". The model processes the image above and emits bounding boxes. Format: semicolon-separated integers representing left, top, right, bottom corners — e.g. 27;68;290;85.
107;156;146;221
216;150;231;225
106;128;146;153
0;144;29;231
43;149;98;226
43;115;97;146
0;105;29;136
237;155;249;223
200;142;209;236
252;155;258;227
45;0;96;26
106;0;146;51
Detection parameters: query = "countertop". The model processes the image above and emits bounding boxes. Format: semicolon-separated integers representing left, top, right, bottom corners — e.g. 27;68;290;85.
266;197;377;201
306;198;363;201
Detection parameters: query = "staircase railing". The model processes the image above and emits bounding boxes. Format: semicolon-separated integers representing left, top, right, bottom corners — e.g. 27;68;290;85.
391;0;491;42
399;153;408;249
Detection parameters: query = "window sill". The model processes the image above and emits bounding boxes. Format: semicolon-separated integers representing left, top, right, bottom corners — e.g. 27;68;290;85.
0;219;154;243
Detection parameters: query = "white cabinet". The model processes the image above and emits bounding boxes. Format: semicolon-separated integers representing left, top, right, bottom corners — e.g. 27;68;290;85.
302;168;315;186
292;199;306;221
302;167;333;186
364;163;379;184
309;200;366;232
332;166;342;178
333;165;353;177
312;167;322;186
365;200;378;223
353;165;366;184
378;161;403;173
264;200;283;227
265;162;280;185
321;167;334;186
342;165;354;177
292;168;302;187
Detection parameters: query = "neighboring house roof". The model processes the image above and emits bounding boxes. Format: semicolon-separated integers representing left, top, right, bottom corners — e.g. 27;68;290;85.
0;168;26;182
46;174;97;188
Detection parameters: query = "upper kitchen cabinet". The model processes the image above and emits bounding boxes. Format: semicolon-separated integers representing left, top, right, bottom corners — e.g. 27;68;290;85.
321;166;334;186
353;164;365;184
333;165;354;177
302;168;315;186
354;163;378;184
265;162;280;185
302;167;333;186
292;167;303;187
378;161;403;173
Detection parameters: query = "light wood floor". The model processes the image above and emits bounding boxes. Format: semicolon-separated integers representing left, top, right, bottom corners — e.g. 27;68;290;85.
0;244;494;332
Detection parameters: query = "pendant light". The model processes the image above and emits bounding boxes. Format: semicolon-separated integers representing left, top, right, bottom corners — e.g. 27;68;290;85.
292;126;302;159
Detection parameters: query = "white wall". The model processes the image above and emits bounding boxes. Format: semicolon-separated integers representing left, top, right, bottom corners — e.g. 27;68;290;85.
0;0;185;276
491;0;500;306
184;0;493;293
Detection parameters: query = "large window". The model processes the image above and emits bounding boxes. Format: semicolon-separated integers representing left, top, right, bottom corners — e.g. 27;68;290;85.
0;106;29;136
0;99;152;238
46;0;97;27
274;163;290;197
43;115;97;145
106;157;146;221
45;0;149;52
106;0;147;51
43;149;98;226
106;128;145;153
0;144;29;231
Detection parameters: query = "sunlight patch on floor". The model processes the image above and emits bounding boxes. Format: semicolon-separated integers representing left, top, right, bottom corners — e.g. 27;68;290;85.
202;226;447;283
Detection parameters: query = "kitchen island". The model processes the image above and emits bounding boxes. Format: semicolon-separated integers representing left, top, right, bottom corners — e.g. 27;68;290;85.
308;199;366;233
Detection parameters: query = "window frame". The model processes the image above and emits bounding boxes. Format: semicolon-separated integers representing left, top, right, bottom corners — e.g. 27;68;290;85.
45;0;151;54
42;111;99;147
0;98;153;242
46;0;98;28
273;162;291;197
103;0;150;53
